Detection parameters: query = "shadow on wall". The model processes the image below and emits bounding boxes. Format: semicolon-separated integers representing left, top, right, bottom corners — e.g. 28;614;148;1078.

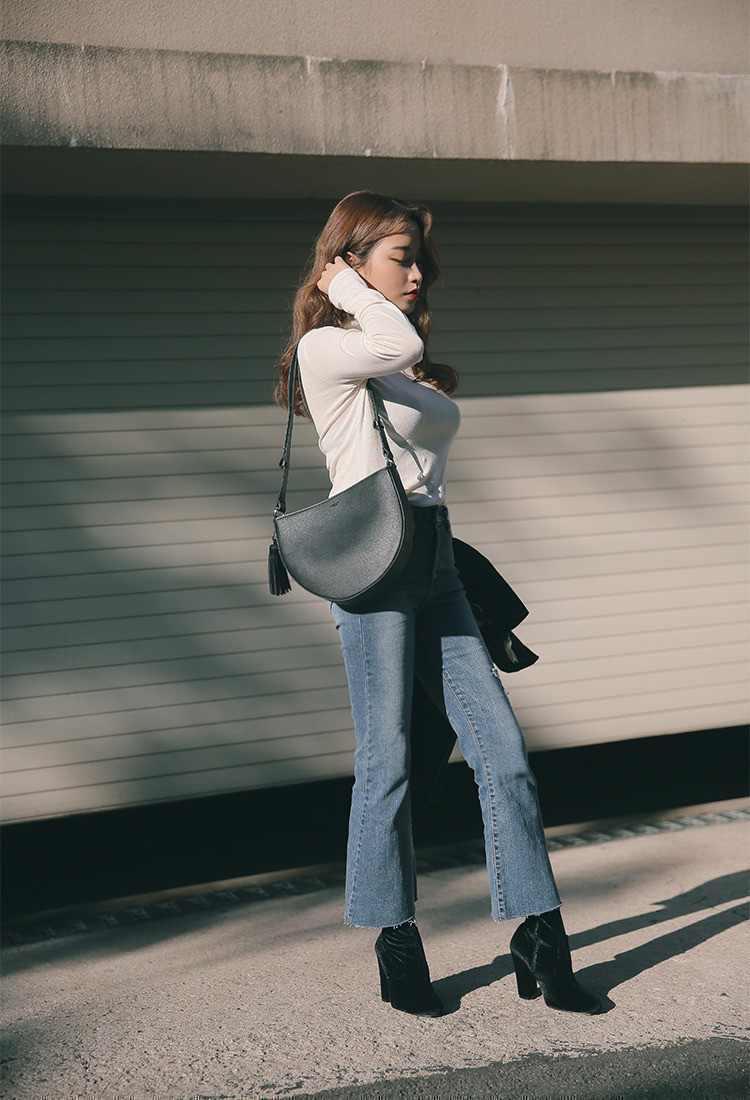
1;200;747;823
2;381;748;822
1;405;355;823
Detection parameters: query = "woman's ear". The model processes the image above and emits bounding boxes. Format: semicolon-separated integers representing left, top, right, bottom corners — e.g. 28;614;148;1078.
345;251;360;269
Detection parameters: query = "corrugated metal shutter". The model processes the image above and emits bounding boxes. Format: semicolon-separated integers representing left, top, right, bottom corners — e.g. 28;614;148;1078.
432;207;748;754
2;200;747;822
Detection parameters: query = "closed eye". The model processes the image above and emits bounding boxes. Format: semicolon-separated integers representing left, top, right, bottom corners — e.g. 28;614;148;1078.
390;249;420;267
395;256;422;270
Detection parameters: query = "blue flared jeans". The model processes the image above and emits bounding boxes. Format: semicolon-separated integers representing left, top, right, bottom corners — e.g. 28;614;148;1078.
330;504;561;928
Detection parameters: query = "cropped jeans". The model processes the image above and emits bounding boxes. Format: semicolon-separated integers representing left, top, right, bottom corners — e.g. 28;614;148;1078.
330;504;561;928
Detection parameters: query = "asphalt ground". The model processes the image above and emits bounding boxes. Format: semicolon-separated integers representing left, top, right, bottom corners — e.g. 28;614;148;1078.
1;803;748;1100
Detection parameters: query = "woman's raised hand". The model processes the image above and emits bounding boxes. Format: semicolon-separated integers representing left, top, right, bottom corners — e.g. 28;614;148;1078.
317;256;351;297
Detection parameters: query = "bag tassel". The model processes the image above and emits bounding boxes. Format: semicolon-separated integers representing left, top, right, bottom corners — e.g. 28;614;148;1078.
268;535;291;596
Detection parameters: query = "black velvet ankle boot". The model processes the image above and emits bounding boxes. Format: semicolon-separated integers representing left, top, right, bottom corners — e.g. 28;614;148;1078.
374;920;444;1017
509;908;602;1014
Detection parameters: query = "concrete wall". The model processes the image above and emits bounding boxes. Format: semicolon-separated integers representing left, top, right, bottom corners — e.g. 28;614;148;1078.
3;40;748;204
4;43;748;165
3;1;748;204
4;0;748;74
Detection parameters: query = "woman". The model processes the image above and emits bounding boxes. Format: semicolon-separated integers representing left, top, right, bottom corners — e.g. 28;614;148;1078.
275;191;601;1017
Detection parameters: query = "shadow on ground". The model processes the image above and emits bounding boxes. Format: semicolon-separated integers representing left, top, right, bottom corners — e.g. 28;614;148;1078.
431;869;748;1013
289;1037;749;1100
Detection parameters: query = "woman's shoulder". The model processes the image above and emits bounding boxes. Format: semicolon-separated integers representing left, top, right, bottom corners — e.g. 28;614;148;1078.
299;323;353;348
299;324;345;343
298;324;354;369
297;326;350;391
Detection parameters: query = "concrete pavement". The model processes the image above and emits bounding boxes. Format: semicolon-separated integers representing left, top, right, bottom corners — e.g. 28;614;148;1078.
1;803;748;1099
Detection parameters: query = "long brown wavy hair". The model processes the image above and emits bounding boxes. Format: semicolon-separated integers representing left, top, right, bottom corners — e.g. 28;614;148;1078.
274;191;459;414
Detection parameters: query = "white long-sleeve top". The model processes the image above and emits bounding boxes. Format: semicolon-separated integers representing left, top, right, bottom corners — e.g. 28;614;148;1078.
297;268;461;506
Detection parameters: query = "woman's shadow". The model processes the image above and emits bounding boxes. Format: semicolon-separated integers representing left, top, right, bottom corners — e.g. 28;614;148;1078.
432;869;749;1015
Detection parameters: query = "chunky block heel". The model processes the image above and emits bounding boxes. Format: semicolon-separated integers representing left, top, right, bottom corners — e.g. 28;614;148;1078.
377;957;390;1002
509;909;603;1015
511;953;541;1000
374;921;443;1017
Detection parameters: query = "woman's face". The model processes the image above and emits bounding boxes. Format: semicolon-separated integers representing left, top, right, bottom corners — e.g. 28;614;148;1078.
349;225;423;314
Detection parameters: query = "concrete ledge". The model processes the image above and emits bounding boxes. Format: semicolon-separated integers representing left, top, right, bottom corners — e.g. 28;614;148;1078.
2;40;748;166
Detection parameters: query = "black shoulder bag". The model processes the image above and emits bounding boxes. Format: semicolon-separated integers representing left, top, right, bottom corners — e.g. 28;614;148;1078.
268;347;414;608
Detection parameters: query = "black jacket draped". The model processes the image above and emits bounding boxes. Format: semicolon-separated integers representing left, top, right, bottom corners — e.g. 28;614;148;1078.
409;539;538;807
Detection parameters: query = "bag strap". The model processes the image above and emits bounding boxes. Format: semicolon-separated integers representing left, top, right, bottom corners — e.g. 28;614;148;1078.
274;345;397;517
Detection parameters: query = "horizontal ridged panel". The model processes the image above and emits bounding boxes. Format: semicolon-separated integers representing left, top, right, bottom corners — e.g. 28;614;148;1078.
5;264;745;293
1;200;747;822
0;752;357;821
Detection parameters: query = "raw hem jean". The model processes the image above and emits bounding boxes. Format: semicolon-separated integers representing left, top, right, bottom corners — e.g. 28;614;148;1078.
330;504;561;928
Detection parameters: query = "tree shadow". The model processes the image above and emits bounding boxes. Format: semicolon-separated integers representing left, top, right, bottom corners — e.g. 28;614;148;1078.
432;868;749;1014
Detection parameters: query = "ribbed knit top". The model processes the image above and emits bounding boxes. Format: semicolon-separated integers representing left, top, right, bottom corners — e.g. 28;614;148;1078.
297;268;460;506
